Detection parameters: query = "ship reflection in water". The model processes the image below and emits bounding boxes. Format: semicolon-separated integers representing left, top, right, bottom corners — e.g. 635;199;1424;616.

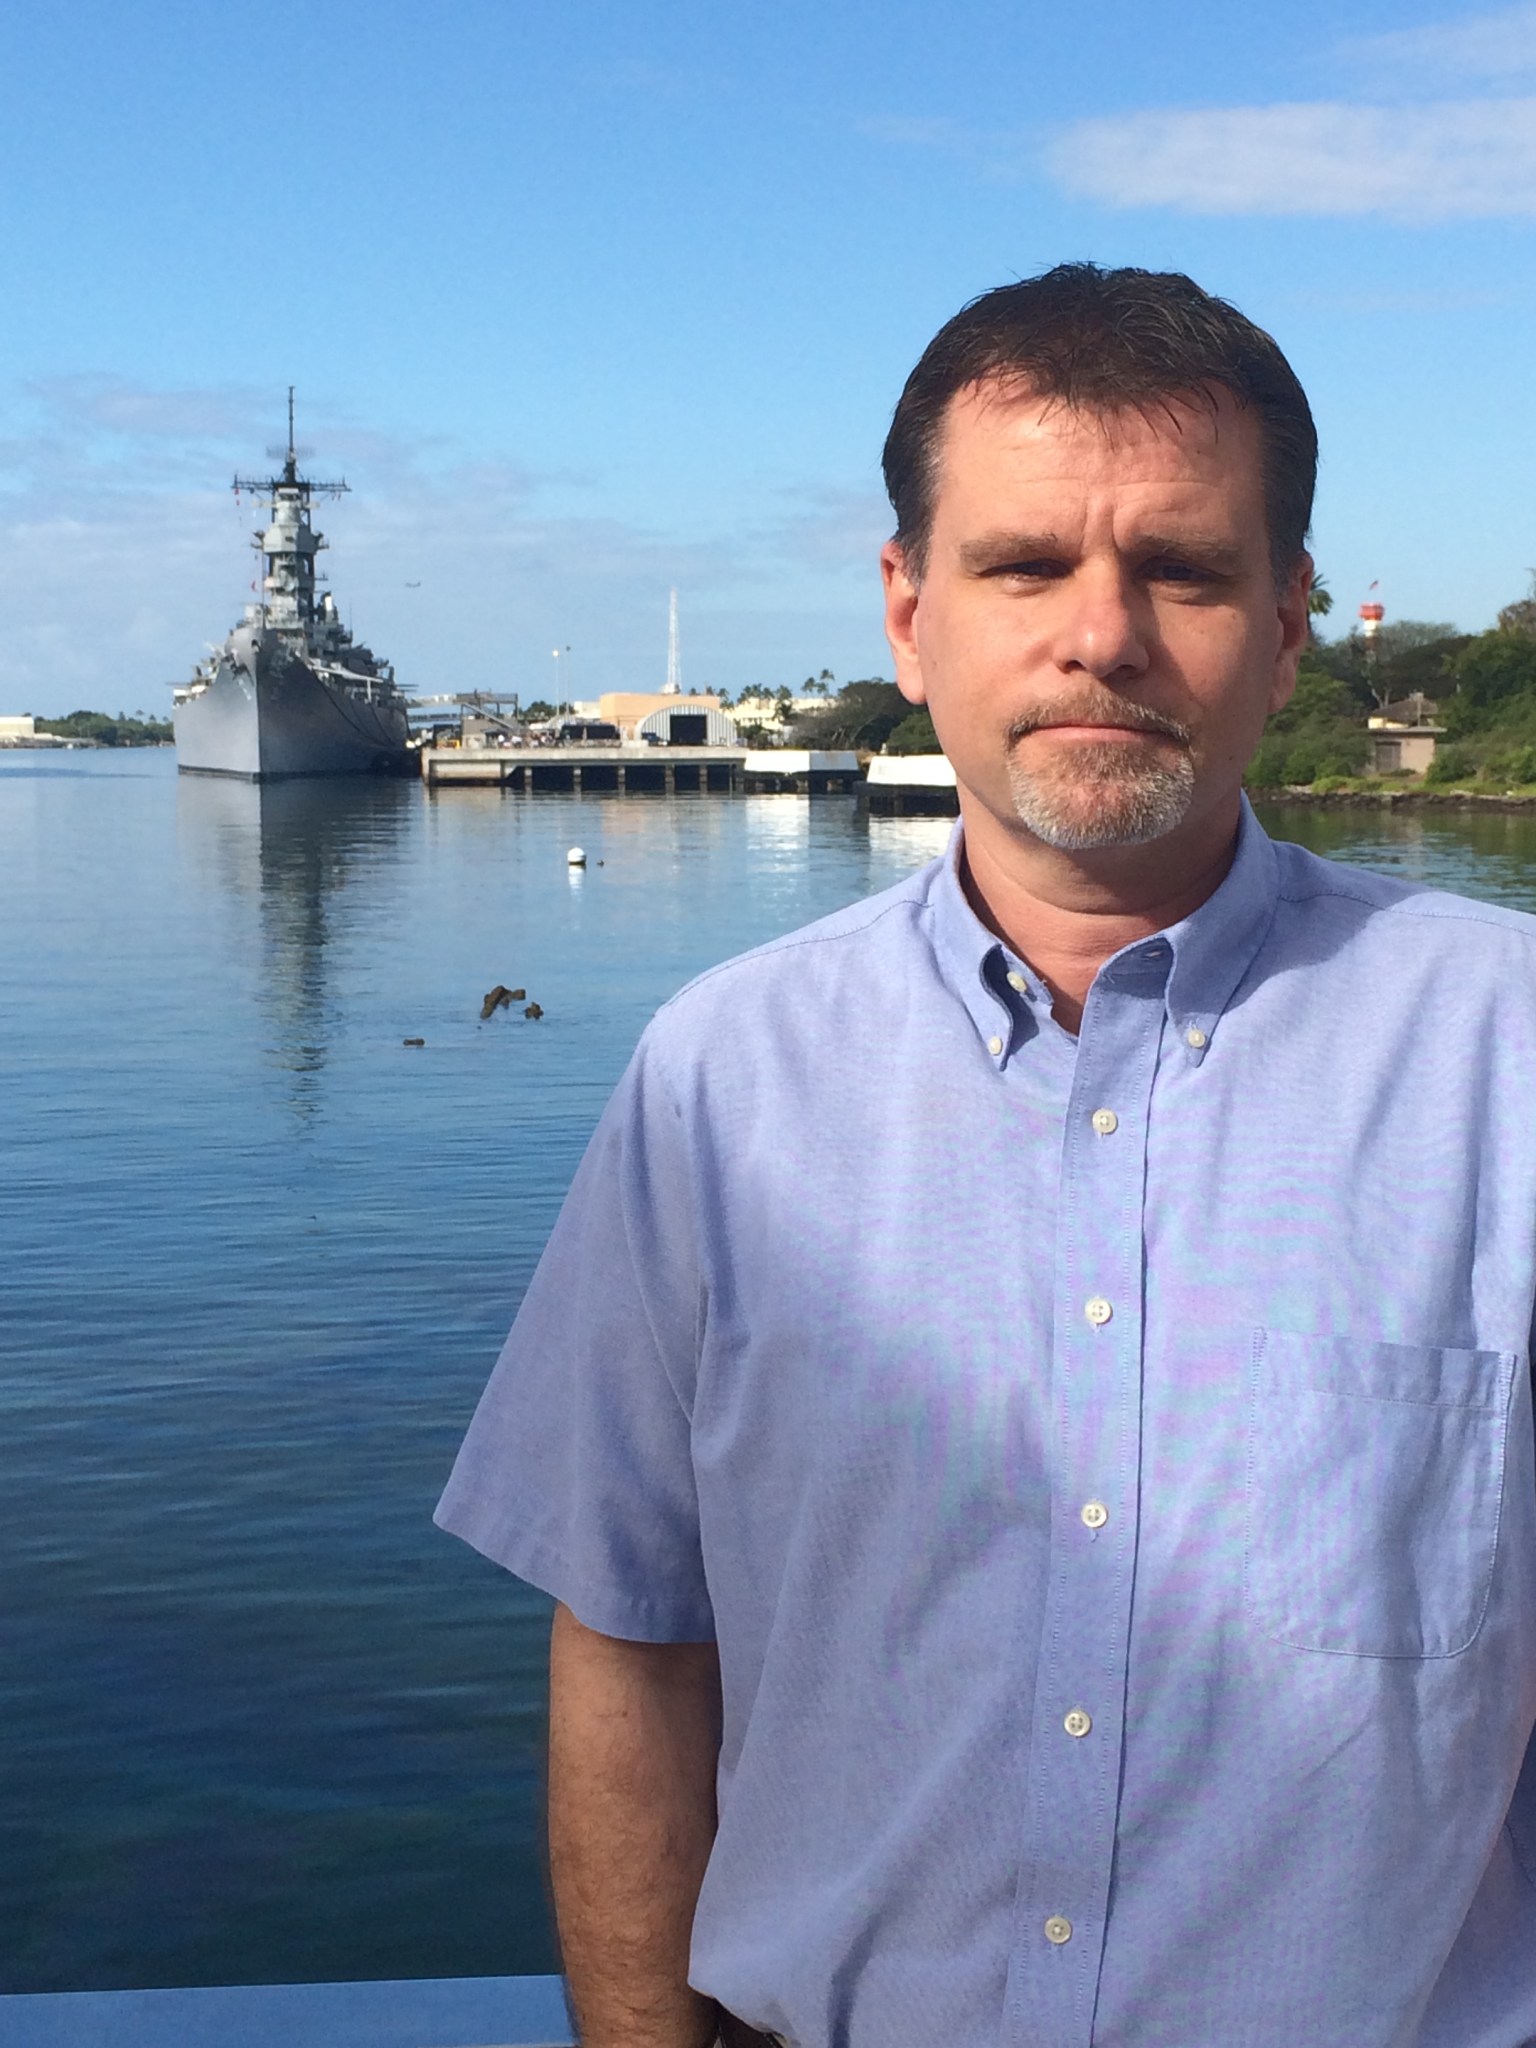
175;772;416;1119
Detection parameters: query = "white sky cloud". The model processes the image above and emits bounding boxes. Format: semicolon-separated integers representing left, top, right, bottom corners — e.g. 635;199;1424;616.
1340;2;1536;87
1043;97;1536;220
860;8;1536;220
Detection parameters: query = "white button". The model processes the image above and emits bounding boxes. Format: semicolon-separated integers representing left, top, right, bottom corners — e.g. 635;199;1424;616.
1084;1296;1113;1326
1081;1499;1109;1529
1185;1026;1208;1049
1006;970;1028;993
1044;1915;1073;1945
1064;1708;1092;1738
987;1034;1004;1057
1091;1108;1118;1135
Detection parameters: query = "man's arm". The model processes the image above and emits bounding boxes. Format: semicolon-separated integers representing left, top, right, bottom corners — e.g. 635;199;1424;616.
548;1601;723;2048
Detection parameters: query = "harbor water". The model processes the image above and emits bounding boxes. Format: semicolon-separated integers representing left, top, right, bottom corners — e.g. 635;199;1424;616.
5;748;1536;1995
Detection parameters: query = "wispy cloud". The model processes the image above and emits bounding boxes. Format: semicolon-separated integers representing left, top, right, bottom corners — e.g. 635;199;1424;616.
761;484;891;573
27;375;274;444
1044;98;1536;220
864;6;1536;220
856;113;1030;181
1340;2;1536;88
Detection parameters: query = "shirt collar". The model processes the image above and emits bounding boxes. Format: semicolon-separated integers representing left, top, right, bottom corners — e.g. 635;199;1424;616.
925;797;1280;1065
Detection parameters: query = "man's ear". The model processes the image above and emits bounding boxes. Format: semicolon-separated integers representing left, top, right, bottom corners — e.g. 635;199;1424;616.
1267;551;1313;718
882;541;928;707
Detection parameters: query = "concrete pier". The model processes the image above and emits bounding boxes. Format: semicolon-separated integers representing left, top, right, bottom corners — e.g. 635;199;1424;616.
420;744;744;792
420;744;861;796
740;749;860;794
863;753;959;816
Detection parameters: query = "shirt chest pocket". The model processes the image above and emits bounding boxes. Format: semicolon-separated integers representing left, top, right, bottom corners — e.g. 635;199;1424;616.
1244;1329;1518;1659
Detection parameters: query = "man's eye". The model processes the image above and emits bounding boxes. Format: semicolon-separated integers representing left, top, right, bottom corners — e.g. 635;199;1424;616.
1147;560;1212;584
987;560;1064;580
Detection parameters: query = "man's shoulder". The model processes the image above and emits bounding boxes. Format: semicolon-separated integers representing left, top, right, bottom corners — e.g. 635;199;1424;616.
652;855;946;1041
1272;836;1536;953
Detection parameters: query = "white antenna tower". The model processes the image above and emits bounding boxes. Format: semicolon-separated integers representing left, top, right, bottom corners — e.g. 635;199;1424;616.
664;587;681;694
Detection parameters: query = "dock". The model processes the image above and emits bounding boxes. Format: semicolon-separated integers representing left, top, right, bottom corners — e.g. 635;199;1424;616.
863;753;959;815
420;745;860;794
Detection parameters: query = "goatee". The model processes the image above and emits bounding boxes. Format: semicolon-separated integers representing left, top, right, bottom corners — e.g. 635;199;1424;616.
1005;697;1196;851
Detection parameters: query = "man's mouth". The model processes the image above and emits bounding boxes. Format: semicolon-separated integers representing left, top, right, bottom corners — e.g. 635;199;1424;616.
1032;721;1164;735
1009;705;1192;747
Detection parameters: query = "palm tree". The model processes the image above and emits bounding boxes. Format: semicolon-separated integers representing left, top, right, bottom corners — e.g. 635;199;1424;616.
1307;573;1333;627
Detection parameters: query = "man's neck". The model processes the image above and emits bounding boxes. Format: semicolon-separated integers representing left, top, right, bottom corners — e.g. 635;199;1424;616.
958;797;1242;1034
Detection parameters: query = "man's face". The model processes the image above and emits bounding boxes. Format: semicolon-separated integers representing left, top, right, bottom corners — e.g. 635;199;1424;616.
882;380;1310;858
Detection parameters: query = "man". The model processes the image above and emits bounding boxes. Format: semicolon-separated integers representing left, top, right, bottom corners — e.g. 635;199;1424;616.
438;264;1536;2048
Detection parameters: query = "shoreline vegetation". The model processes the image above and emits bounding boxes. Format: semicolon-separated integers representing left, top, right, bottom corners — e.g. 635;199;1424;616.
26;710;174;747
1239;575;1536;802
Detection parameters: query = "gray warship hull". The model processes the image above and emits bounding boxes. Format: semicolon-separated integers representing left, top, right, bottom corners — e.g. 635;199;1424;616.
175;643;411;780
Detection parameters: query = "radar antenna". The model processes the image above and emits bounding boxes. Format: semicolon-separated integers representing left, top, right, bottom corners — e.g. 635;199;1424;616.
234;390;349;500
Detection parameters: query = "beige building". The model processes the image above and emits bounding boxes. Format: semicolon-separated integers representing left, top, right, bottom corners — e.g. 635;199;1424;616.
0;715;36;743
731;692;833;732
597;691;723;740
1366;723;1445;774
1366;694;1445;775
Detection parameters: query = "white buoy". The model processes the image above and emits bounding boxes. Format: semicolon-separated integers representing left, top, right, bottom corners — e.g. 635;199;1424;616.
567;846;587;867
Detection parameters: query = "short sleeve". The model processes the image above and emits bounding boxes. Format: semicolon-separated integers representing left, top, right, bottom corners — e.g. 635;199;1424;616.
434;1028;713;1641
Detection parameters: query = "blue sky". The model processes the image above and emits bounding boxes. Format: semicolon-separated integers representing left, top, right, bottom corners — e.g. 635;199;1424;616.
3;0;1535;716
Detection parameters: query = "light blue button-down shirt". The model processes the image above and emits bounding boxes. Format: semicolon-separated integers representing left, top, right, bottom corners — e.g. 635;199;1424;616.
438;802;1536;2048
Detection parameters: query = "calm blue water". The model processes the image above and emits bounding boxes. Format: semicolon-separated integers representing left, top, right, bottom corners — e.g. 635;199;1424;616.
4;752;1535;1995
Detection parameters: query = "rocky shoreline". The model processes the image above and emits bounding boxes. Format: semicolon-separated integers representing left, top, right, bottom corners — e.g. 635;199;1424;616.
1249;786;1536;812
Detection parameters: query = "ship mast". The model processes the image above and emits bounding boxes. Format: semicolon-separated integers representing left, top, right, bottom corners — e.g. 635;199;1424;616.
232;389;348;639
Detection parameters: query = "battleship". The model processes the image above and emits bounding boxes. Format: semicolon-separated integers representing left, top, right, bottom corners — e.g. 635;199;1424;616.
173;395;411;778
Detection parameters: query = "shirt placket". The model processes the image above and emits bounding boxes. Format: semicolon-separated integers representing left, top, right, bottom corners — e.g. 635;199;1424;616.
1002;947;1169;2048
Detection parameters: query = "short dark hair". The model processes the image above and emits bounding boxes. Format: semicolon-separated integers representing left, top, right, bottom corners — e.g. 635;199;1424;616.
882;262;1317;586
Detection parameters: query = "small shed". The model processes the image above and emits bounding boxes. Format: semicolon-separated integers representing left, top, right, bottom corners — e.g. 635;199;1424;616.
637;704;739;746
1366;718;1446;775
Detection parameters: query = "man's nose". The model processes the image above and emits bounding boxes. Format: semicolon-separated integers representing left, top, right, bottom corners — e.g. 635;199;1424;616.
1052;566;1150;683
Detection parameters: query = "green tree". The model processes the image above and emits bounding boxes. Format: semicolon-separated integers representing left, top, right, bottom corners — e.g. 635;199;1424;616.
795;679;908;751
1372;619;1459;664
1306;628;1468;714
1245;653;1369;788
884;709;940;754
1375;635;1469;702
1497;572;1536;639
1445;631;1536;724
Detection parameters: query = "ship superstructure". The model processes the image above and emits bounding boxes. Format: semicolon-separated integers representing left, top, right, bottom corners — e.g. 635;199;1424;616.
174;394;410;778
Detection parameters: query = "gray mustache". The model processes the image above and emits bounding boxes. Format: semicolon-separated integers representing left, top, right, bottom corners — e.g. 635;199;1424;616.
1007;698;1192;746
